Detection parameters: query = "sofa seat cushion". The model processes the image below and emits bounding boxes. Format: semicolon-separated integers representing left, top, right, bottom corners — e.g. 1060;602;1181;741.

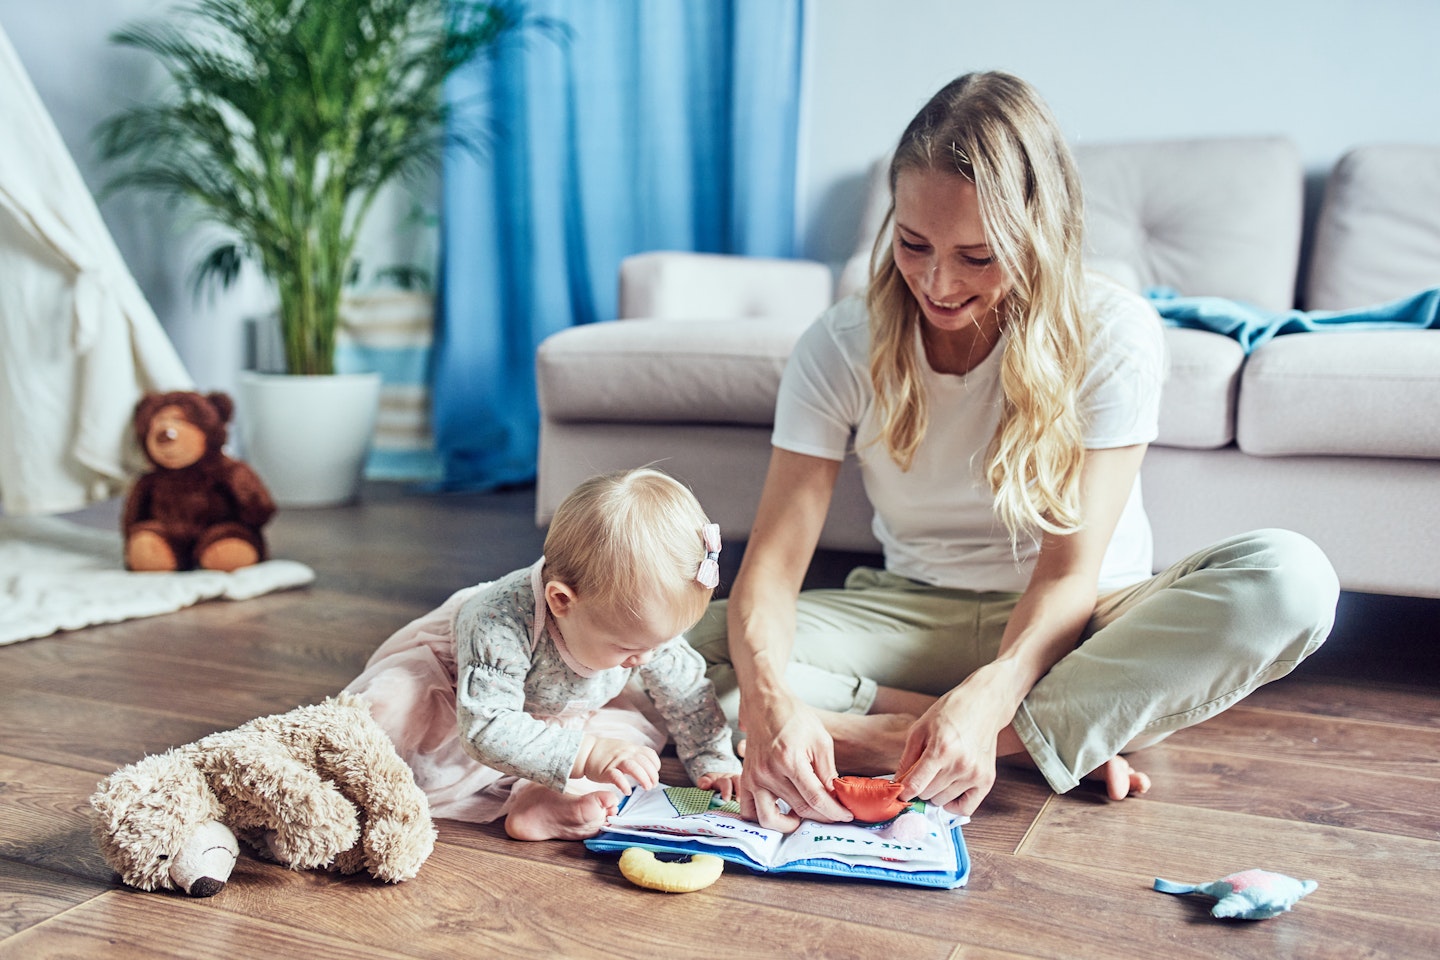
537;318;807;425
1238;330;1440;457
1155;328;1243;449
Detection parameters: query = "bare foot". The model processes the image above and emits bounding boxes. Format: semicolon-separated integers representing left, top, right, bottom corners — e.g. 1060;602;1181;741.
1085;756;1151;800
504;783;619;841
823;711;916;776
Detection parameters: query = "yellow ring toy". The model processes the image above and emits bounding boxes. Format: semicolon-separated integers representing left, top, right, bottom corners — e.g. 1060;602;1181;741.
618;847;724;893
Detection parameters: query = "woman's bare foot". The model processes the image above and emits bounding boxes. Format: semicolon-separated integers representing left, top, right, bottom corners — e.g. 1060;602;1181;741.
823;711;916;775
504;783;619;841
1085;756;1151;800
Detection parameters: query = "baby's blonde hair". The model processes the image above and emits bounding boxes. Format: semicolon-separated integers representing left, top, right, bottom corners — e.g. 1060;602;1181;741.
542;467;716;630
866;71;1090;544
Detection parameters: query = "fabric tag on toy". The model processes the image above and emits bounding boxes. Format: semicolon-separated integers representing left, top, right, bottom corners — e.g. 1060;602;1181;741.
1153;868;1317;920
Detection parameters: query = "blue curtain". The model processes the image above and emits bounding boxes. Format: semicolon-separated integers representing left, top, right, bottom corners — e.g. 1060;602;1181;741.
432;0;807;491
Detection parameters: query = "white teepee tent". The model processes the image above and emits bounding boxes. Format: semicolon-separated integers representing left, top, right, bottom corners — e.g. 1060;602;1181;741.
0;20;192;516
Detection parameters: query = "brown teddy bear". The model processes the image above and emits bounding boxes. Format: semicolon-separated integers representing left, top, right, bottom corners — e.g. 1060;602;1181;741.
123;390;276;572
90;694;436;897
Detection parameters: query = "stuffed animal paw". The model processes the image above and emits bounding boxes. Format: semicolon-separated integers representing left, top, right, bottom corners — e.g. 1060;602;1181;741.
1154;868;1318;920
91;694;435;896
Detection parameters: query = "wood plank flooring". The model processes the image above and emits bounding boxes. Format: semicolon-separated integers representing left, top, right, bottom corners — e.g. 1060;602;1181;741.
2;483;1437;959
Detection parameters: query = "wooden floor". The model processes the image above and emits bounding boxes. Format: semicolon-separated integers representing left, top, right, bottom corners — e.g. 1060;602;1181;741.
3;483;1438;959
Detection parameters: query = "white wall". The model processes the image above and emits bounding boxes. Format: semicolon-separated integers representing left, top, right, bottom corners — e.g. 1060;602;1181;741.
0;0;433;397
799;0;1440;267
6;0;1440;391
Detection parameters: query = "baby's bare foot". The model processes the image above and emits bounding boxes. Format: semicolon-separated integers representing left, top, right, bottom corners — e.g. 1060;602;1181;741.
1086;756;1151;800
505;785;619;841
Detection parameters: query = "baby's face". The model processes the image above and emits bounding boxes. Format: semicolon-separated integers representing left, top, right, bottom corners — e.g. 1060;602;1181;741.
548;587;682;672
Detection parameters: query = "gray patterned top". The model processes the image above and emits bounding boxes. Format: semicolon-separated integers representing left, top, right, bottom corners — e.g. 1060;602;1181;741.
453;560;741;792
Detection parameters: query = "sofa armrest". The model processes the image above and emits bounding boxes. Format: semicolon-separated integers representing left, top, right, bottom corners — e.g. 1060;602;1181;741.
618;251;834;321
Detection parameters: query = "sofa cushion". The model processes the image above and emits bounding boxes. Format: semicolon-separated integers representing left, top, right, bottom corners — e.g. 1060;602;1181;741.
619;252;833;321
1155;328;1243;449
1304;145;1440;311
1076;137;1304;311
537;318;805;425
1237;330;1440;457
543;317;1246;446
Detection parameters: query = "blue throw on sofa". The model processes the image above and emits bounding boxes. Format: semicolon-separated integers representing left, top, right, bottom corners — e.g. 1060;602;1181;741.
1146;286;1440;353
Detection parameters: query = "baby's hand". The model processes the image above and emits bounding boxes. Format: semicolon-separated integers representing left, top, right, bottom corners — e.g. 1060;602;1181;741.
695;772;741;803
576;736;660;794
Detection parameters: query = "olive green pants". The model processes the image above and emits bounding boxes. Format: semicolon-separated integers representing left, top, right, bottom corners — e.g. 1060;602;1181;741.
687;528;1338;793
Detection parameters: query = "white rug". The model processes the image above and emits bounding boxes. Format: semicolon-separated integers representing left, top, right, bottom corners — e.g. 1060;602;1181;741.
0;515;315;646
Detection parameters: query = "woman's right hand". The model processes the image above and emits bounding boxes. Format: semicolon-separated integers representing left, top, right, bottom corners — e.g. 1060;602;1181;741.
737;692;854;831
727;449;850;831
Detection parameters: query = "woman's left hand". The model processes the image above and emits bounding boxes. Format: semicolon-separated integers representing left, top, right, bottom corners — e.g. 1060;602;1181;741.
894;662;1020;817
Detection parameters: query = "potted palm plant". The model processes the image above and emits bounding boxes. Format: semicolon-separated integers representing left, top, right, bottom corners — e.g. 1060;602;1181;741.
97;0;528;505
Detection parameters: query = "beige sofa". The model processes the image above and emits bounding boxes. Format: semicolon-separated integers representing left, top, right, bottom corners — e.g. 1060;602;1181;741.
536;138;1440;599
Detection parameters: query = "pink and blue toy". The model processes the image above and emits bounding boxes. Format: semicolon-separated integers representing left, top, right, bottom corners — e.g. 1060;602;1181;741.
1153;868;1318;920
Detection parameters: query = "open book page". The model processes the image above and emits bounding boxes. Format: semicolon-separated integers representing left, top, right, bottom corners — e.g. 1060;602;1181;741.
774;806;963;871
601;785;967;873
603;785;783;866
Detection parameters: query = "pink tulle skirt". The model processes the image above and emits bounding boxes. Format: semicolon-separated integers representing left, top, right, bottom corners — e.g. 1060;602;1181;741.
344;586;665;823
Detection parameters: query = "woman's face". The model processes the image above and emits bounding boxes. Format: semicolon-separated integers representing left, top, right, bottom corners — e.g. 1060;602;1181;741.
892;167;1012;339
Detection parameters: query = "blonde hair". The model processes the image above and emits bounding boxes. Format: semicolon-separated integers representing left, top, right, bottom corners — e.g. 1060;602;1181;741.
865;71;1089;542
542;468;716;629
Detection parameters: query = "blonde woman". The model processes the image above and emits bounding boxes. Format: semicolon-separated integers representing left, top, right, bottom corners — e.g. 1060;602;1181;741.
689;72;1338;830
346;467;739;840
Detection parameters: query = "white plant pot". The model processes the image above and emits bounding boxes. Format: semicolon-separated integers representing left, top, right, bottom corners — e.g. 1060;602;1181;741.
236;371;382;508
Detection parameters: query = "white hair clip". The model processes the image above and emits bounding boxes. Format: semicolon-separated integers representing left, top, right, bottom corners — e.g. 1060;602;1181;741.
695;523;722;588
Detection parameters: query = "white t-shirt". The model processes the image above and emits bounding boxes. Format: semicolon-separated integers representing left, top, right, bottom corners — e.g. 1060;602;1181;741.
773;274;1166;593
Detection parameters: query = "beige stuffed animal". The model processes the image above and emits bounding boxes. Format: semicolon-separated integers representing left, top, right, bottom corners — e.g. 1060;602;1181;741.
90;694;435;896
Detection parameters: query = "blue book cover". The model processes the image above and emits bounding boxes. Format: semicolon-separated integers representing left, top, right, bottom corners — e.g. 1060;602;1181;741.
585;784;969;889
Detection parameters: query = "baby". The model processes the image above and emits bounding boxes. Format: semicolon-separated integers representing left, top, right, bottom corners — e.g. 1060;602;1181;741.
346;467;740;840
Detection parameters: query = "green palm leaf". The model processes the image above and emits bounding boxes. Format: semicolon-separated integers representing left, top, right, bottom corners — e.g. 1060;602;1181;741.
97;0;534;375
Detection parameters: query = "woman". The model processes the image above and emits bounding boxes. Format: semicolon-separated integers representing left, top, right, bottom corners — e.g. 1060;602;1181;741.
688;71;1338;831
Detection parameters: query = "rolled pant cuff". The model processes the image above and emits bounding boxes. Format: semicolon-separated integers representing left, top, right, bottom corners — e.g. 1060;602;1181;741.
1011;702;1079;794
851;676;879;715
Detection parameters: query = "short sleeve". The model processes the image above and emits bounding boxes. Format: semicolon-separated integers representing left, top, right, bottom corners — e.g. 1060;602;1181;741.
1079;277;1167;450
771;298;872;461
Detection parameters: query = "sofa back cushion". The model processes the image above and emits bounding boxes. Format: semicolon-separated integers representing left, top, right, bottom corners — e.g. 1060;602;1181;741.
1076;137;1304;311
1304;144;1440;311
841;137;1305;311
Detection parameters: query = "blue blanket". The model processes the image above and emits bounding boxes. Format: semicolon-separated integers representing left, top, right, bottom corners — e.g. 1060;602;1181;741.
1146;286;1440;353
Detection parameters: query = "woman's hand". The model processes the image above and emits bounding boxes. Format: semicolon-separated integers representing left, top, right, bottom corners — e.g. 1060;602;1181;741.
894;662;1022;817
737;693;854;831
896;446;1151;816
574;736;661;794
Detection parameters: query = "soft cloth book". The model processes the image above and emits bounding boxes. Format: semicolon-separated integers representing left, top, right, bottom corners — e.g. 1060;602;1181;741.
585;784;970;889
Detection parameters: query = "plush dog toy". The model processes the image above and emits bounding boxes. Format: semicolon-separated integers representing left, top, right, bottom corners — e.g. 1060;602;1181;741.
90;694;435;897
122;390;275;572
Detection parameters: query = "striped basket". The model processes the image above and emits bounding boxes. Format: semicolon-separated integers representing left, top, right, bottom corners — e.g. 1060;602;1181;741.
335;291;441;482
